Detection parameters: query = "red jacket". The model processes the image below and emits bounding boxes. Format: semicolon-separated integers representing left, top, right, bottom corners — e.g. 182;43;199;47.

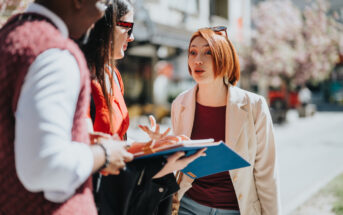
91;66;129;140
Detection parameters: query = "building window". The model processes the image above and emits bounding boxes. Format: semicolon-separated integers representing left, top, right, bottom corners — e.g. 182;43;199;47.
210;0;228;19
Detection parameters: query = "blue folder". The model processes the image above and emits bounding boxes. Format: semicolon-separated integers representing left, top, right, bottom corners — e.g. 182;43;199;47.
181;141;250;179
135;141;250;179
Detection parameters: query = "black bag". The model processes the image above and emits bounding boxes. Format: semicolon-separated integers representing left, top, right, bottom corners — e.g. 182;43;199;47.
94;157;179;215
89;96;179;215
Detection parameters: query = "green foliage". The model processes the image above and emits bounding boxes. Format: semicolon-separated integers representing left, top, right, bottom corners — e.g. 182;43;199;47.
331;174;343;214
321;173;343;215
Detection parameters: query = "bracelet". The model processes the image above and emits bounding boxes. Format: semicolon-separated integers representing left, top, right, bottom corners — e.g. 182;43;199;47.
98;143;110;171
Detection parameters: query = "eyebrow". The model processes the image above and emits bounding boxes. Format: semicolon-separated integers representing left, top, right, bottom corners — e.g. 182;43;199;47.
190;44;209;48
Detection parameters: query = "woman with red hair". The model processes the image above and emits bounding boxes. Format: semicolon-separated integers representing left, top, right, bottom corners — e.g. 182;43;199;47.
171;27;280;215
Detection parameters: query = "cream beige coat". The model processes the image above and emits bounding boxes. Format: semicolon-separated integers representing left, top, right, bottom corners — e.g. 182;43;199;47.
171;84;281;215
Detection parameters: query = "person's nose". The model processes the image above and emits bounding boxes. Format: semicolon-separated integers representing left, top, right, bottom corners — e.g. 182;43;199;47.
128;33;134;42
194;55;203;65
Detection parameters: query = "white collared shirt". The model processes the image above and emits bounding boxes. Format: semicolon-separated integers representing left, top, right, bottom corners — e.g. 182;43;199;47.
15;3;93;203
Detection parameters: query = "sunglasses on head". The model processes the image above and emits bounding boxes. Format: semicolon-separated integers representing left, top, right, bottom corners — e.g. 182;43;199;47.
208;26;228;38
116;21;134;37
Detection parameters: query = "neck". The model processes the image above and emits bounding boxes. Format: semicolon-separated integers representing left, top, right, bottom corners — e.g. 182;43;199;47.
35;1;61;15
197;77;228;107
35;0;76;38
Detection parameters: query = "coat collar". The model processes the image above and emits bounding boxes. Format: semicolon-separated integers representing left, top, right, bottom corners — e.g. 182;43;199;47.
179;84;248;147
179;86;197;137
226;84;248;148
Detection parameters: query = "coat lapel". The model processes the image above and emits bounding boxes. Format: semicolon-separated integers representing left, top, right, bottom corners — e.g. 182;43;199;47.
225;85;248;148
179;86;197;137
177;84;248;147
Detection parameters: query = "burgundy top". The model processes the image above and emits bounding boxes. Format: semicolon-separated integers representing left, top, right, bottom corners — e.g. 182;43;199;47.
186;102;239;210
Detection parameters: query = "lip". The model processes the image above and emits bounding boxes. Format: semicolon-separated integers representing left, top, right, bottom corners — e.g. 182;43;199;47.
193;69;205;73
123;44;127;51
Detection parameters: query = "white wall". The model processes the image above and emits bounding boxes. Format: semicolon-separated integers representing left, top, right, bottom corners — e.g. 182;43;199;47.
229;0;251;44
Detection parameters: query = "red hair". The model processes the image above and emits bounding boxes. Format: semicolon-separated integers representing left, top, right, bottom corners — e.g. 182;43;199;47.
188;28;240;85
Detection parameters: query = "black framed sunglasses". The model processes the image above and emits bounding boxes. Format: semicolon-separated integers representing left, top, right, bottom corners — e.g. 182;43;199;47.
116;21;134;37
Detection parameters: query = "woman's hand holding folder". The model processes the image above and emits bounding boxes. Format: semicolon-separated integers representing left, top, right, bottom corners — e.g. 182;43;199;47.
152;148;207;179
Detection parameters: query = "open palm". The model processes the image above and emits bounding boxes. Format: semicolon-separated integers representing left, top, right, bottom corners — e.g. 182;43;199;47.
138;115;171;141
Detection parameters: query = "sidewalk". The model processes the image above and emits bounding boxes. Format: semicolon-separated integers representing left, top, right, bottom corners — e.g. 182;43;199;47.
275;110;343;214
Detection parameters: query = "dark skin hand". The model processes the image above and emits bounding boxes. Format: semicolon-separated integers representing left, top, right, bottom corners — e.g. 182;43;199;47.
90;132;133;174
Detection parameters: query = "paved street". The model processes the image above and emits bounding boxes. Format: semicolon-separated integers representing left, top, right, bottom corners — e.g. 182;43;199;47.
128;111;343;214
276;111;343;214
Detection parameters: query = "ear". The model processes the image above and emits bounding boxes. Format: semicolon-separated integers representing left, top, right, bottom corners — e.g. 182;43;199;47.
72;0;83;9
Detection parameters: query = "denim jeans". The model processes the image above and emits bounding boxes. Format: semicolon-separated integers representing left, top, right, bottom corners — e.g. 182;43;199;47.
179;196;240;215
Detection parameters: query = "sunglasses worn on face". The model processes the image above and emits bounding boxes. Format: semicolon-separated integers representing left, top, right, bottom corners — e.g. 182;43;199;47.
116;21;134;37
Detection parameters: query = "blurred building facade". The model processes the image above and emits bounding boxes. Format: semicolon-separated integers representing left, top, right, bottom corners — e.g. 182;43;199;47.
120;0;343;119
120;0;252;112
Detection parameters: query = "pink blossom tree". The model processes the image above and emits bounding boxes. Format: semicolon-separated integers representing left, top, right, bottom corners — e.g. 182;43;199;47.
0;0;32;26
240;0;343;94
295;0;343;85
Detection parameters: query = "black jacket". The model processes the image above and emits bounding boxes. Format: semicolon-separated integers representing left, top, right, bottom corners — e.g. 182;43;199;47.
94;157;179;215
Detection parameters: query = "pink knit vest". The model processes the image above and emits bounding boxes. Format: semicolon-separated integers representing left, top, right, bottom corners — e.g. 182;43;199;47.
0;13;96;215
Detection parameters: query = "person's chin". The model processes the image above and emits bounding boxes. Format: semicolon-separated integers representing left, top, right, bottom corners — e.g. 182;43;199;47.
115;52;125;60
120;50;126;58
193;77;211;85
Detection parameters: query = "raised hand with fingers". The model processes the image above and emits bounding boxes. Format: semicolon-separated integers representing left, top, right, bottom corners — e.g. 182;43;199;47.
138;115;171;141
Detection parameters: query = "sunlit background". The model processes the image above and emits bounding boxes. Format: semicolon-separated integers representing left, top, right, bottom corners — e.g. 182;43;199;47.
1;0;343;214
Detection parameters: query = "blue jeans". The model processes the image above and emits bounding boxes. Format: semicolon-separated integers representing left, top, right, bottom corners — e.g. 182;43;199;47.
179;196;240;215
